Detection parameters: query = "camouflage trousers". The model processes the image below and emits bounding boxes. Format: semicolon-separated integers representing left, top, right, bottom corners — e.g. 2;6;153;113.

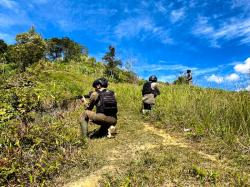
81;110;117;138
83;110;117;126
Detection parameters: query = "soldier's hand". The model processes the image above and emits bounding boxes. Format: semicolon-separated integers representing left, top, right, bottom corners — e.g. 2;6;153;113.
80;96;87;104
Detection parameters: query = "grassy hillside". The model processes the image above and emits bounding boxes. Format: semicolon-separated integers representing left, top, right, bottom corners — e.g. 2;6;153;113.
0;59;250;186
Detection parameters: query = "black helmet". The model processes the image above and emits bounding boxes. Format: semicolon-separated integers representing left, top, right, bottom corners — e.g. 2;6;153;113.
187;69;191;73
149;75;157;82
92;78;109;88
92;78;103;88
99;77;108;88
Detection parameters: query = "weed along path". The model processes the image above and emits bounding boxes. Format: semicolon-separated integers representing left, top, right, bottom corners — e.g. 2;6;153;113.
58;116;249;186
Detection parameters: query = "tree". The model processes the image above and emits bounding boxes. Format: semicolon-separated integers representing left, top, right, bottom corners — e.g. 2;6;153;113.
46;37;86;61
8;26;46;71
0;39;8;54
45;38;63;60
0;39;8;65
102;46;122;78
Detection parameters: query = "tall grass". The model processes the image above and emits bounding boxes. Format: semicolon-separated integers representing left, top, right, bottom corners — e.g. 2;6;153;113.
110;83;250;144
109;83;250;143
1;59;249;185
151;85;249;143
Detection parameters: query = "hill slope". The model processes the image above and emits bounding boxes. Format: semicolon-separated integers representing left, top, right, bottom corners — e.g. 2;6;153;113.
0;60;249;186
57;118;249;186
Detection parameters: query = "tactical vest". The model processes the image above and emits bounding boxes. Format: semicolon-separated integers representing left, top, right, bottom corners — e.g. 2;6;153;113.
142;81;153;96
96;89;117;117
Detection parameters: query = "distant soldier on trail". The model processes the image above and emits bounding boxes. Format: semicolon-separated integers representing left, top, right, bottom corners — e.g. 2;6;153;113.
185;69;193;85
141;75;160;114
80;78;117;139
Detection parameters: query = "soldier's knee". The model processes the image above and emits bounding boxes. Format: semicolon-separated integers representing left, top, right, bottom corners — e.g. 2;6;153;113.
82;110;90;121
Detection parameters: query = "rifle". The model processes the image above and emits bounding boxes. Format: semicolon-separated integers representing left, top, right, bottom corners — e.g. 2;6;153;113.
61;91;93;110
65;91;93;101
83;91;94;99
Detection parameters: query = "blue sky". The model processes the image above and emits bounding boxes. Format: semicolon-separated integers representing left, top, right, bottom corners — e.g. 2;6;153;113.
1;0;250;90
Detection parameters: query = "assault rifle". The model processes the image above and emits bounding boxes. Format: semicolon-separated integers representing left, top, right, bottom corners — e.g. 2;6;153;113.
83;91;94;99
69;91;94;100
61;91;93;110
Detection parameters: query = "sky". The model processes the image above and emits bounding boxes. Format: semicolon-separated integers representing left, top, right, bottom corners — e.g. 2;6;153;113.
0;0;250;91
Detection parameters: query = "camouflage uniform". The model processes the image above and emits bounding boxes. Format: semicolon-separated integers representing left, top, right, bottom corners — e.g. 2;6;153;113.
81;88;117;138
142;82;160;110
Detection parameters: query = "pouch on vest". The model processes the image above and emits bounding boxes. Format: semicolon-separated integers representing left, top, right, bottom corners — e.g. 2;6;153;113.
97;90;117;116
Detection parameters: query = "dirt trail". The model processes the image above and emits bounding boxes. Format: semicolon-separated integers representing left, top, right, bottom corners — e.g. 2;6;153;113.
64;139;158;187
63;122;236;187
144;124;219;162
144;124;250;178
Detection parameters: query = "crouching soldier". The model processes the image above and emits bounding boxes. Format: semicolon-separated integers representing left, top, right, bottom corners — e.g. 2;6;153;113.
142;75;160;114
80;78;117;139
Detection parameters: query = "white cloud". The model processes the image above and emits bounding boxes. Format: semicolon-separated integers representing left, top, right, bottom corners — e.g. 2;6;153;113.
192;16;250;46
114;16;173;44
236;84;250;92
134;64;189;72
114;17;154;39
195;67;219;76
151;27;173;44
193;17;213;34
192;17;219;47
134;63;219;78
155;1;167;13
0;0;17;9
225;73;240;81
158;75;176;82
170;9;185;23
246;85;250;91
231;0;250;10
234;58;250;74
206;74;224;84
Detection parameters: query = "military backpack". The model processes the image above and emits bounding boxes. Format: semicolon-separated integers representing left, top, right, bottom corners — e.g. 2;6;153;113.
96;89;117;117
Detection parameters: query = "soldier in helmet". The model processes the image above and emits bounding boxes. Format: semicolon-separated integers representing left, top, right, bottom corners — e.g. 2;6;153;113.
141;75;160;114
80;78;117;139
186;70;192;85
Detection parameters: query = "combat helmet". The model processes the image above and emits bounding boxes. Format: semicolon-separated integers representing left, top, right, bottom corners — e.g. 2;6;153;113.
149;75;157;82
92;78;103;88
99;77;108;88
92;78;109;88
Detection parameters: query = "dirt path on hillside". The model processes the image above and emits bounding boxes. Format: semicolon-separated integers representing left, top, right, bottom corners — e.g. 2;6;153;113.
144;124;250;178
63;134;157;186
144;124;219;162
63;122;237;187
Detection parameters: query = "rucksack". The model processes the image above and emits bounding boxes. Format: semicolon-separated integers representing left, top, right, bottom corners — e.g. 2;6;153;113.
96;89;118;116
142;81;153;96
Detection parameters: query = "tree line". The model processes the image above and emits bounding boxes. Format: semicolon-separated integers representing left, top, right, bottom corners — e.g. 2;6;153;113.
0;27;89;72
0;27;137;83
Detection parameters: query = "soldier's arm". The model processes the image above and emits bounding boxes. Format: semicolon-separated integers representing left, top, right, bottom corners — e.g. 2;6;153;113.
85;92;98;110
152;83;160;96
154;87;160;96
157;86;161;94
187;74;192;81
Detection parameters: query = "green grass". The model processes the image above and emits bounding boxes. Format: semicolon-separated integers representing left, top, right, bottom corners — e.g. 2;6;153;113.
0;60;249;186
153;85;250;143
